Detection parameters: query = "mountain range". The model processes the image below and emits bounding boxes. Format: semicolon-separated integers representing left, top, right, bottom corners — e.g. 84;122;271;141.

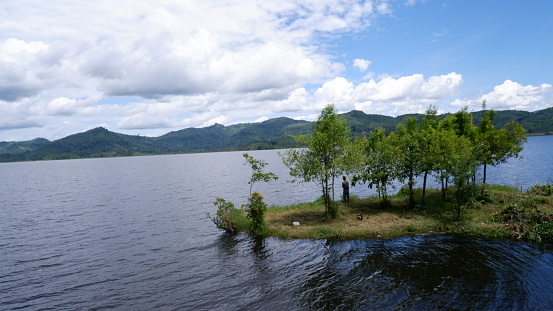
1;108;552;162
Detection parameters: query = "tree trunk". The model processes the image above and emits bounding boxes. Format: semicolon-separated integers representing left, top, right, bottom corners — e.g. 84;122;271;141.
481;162;488;196
324;178;330;215
408;171;414;208
422;170;428;204
331;170;335;202
440;174;446;199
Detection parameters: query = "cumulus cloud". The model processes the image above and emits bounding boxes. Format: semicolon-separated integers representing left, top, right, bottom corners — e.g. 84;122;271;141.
1;1;551;141
452;80;553;112
0;0;397;140
312;72;463;114
353;58;372;72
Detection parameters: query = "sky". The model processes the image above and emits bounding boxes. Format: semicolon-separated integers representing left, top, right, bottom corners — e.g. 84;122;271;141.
1;0;552;141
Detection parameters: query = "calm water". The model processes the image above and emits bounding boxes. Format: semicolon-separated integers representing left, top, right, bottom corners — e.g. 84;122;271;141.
1;136;553;310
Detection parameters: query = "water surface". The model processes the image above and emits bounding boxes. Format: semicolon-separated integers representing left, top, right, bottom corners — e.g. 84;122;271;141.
1;136;552;310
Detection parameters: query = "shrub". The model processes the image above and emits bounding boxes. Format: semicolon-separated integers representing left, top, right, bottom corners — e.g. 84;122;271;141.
527;182;553;196
245;192;268;233
208;198;239;233
494;198;553;242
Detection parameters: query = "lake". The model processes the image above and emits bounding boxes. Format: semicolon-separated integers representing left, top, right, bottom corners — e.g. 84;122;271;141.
1;135;552;310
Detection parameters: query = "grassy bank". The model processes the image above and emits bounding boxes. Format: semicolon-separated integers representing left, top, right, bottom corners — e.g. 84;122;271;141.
242;184;553;242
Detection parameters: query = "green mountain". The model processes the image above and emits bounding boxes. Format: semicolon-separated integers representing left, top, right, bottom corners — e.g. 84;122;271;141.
1;108;552;162
0;138;50;155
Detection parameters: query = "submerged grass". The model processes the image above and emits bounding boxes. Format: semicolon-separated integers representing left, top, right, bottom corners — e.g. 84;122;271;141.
251;184;553;242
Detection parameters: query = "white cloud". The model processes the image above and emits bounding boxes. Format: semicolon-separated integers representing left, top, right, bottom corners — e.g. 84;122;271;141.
272;88;310;113
452;80;553;112
353;58;371;72
254;116;270;123
1;1;551;142
311;72;462;115
0;0;395;140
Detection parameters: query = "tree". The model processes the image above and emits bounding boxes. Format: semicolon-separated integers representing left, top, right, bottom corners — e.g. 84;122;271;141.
242;153;278;232
394;117;423;208
441;107;478;184
243;153;278;196
419;106;441;204
431;126;474;199
352;127;397;206
281;104;351;217
476;108;527;195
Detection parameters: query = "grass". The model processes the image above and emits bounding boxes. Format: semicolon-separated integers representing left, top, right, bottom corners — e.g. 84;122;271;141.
241;184;553;242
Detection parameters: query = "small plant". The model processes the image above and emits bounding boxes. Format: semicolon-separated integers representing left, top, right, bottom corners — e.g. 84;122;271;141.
405;224;417;233
494;198;553;242
243;153;278;196
209;154;277;235
527;181;553;196
244;192;268;233
208;198;238;233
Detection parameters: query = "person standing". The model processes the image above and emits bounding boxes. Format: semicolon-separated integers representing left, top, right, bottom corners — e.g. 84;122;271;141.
342;176;350;203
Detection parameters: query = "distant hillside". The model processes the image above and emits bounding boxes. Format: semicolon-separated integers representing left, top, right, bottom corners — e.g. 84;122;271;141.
0;138;50;155
1;108;552;162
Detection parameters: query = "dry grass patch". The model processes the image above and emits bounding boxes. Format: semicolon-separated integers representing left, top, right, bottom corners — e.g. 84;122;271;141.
258;186;553;242
264;198;443;239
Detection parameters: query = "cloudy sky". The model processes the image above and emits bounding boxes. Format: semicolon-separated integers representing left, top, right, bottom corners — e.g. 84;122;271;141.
1;0;552;141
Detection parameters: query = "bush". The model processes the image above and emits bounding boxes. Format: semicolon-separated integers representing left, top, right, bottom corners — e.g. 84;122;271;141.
244;192;268;233
208;198;239;233
494;198;553;242
528;182;553;196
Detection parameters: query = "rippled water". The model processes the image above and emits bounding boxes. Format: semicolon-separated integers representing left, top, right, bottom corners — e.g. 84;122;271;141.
1;137;553;310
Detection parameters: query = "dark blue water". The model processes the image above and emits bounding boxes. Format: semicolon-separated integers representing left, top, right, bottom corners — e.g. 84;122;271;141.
1;136;552;310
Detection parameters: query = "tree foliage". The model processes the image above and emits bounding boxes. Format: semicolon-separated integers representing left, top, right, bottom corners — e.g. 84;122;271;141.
243;153;278;196
281;104;352;217
349;105;526;217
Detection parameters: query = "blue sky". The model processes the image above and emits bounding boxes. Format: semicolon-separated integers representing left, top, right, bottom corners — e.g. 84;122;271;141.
1;0;552;141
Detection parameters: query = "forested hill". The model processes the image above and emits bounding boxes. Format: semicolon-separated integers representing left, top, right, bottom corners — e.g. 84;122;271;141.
1;108;553;162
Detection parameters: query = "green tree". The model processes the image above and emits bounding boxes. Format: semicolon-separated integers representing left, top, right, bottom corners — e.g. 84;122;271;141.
353;127;397;205
394;117;423;208
243;153;278;196
441;107;478;184
281;104;351;217
432;126;474;199
419;106;441;204
476;108;527;195
242;153;278;232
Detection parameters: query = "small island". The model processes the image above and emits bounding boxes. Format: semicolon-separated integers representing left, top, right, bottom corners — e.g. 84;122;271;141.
210;104;552;243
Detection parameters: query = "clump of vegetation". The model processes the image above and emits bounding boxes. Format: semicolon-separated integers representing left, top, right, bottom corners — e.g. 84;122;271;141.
527;181;553;196
494;195;553;242
244;192;268;233
208;153;277;234
208;198;239;234
282;104;526;221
